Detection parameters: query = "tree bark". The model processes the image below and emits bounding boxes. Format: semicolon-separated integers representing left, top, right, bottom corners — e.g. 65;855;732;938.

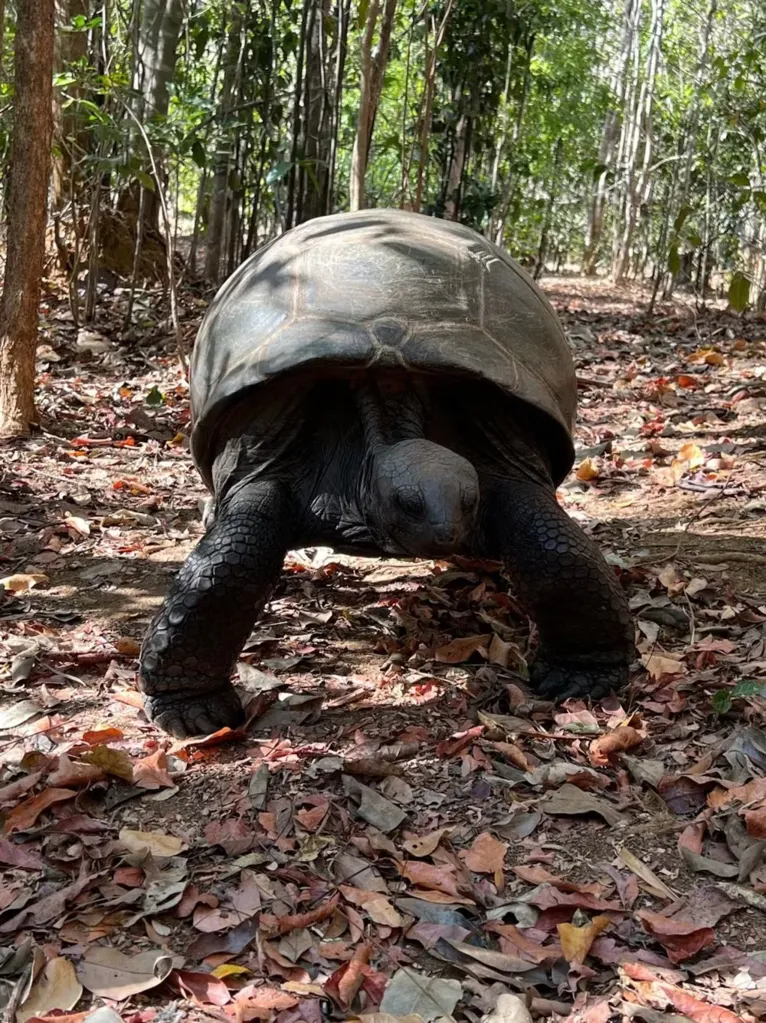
0;0;55;438
204;8;245;284
612;0;663;282
582;0;640;275
412;0;455;214
327;0;351;212
301;0;332;222
349;0;381;211
285;0;310;230
52;0;89;209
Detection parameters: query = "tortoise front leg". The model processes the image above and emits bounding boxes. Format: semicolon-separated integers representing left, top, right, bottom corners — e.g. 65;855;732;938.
483;478;635;701
139;479;294;737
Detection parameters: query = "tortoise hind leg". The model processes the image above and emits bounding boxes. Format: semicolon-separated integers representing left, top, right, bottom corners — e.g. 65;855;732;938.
482;477;635;700
139;479;294;737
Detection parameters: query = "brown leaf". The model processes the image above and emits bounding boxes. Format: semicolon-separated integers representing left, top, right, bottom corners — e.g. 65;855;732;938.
486;922;562;965
17;956;83;1023
324;943;370;1009
621;961;742;1022
133;749;174;789
434;634;490;664
259;893;339;936
167;969;231;1006
745;806;766;838
82;727;124;744
77;947;173;999
48;754;106;787
459;831;507;885
543;784;624;826
637;909;716;963
0;836;43;870
557;914;611;963
340;886;404;927
400;860;463;899
401;829;449;858
588;726;643;766
0;572;49;592
118;828;185;857
4;787;77;833
81;745;134;781
575;457;600;481
204;818;254;855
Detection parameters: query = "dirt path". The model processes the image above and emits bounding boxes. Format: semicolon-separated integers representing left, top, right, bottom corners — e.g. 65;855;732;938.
1;277;766;1022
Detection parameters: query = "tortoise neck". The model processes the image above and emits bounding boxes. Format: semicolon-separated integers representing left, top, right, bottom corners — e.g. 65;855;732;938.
354;375;425;454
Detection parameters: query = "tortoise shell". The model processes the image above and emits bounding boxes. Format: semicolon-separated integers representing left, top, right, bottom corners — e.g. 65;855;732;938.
190;209;576;485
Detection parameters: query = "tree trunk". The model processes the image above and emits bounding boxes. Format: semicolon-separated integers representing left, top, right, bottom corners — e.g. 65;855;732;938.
135;0;184;121
0;0;55;438
444;102;471;221
301;0;332;222
612;0;663;282
204;8;245;284
349;0;380;211
492;33;534;245
365;0;397;158
285;0;310;230
582;0;640;275
327;0;351;212
412;0;455;214
52;0;89;209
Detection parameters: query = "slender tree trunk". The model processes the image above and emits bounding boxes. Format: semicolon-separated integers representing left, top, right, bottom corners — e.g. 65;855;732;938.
52;0;88;209
365;0;397;156
534;137;563;278
204;8;245;283
327;0;350;212
444;103;471;221
349;0;380;211
664;0;717;298
412;0;455;213
492;33;534;245
612;0;664;282
301;0;332;222
0;0;55;438
285;0;310;230
582;0;640;274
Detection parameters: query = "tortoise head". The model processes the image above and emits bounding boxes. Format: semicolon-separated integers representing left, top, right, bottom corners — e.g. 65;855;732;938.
365;439;480;557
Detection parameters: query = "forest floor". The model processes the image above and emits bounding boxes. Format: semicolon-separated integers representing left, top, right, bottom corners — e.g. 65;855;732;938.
2;273;766;1023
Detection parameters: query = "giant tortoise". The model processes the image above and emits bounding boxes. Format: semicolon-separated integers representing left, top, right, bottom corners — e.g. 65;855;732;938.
139;209;635;737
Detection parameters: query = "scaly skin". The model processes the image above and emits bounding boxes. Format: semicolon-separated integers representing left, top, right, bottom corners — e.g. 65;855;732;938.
483;478;635;700
139;480;293;737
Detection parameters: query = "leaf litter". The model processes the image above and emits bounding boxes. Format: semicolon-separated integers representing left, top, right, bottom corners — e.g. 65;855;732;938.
2;277;766;1020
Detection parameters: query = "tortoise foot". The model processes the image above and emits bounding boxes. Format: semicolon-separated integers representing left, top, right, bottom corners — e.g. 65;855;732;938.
530;655;628;703
143;684;245;738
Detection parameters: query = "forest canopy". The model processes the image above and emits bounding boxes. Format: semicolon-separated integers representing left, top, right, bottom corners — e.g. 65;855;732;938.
0;0;765;315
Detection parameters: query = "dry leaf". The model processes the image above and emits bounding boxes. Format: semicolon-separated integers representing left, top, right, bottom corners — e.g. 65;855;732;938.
77;948;172;999
636;909;716;963
434;634;490;664
588;726;643;766
5;787;77;833
459;831;507;885
617;846;676;899
402;830;448;858
379;968;462;1021
340;886;404;927
48;755;105;787
133;749;174;790
17;957;83;1022
641;652;687;680
0;572;49;592
118;828;185;857
575;457;600;481
557;914;611;963
81;745;134;781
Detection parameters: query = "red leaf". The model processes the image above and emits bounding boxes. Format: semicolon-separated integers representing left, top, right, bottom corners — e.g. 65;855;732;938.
4;787;77;833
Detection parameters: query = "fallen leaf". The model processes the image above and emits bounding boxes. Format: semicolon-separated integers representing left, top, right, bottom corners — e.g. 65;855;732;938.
588;726;643;766
133;749;174;790
637;909;716;963
260;894;339;936
167;968;231;1006
479;993;533;1023
114;636;140;656
78;948;172;999
575;457;600;481
0;572;49;592
5;787;77;833
343;775;407;832
81;745;134;781
459;831;507;887
17;956;83;1023
48;755;106;787
0;836;43;870
557;915;611;963
204;818;254;855
379;968;462;1021
641;652;687;680
544;784;624;826
324;943;370;1009
0;698;43;729
617;846;676;900
402;830;448;858
340;887;404;927
400;860;463;899
434;634;490;664
118;828;185;858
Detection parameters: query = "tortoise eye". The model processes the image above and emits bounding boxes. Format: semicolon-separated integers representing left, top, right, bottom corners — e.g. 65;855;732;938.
395;488;425;517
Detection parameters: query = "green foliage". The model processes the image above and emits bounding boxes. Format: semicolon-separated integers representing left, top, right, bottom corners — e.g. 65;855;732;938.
712;680;766;715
